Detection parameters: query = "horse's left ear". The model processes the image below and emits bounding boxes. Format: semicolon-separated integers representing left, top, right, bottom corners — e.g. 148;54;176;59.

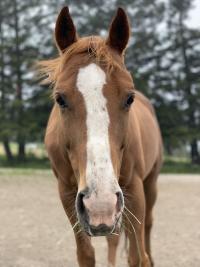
106;7;130;54
55;6;78;52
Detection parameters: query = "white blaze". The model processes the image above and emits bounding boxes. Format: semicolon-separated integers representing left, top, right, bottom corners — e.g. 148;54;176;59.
76;63;116;190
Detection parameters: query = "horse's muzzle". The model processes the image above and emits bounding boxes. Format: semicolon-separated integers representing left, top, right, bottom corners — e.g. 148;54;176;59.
88;224;115;236
76;189;124;236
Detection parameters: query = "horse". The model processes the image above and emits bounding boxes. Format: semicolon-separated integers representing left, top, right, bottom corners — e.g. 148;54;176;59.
40;6;163;267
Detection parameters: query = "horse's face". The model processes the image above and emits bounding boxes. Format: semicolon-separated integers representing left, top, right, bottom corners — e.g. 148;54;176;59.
52;7;133;236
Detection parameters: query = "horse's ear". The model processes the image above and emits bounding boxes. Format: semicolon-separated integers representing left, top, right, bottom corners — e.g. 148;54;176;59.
106;7;130;54
55;6;77;52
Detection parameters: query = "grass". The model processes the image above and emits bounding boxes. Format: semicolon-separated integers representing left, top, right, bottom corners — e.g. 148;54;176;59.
161;159;200;174
161;155;200;174
0;143;200;173
0;155;50;169
0;143;50;169
0;156;199;174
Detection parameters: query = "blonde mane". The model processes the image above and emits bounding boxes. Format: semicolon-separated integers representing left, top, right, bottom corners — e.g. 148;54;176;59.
38;36;123;85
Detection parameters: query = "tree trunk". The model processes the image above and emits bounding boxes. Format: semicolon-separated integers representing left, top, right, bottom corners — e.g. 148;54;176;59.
18;139;25;160
178;11;200;165
3;139;13;161
13;0;26;160
0;4;14;163
190;139;200;164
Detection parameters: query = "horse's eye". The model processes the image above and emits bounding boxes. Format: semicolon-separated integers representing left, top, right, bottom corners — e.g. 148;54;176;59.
55;94;68;109
124;93;134;109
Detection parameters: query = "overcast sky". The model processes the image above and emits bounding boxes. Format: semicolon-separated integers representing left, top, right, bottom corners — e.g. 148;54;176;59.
187;0;200;28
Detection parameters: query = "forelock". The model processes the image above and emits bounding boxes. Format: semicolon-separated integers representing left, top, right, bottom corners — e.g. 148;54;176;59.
38;36;123;86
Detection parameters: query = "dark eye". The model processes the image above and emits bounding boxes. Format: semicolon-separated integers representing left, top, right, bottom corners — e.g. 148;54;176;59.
55;93;68;109
124;93;135;109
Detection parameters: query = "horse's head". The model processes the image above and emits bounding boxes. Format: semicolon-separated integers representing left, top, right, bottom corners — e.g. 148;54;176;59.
45;7;135;236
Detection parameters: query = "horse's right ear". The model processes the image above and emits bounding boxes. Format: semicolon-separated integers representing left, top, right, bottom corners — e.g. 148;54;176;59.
55;6;77;53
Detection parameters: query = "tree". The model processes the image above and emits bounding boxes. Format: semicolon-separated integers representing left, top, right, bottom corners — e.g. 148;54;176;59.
163;0;200;162
0;0;57;160
0;0;15;161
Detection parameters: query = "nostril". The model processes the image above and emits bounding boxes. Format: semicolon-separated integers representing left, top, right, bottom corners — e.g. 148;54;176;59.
76;192;85;215
116;191;124;212
76;188;90;216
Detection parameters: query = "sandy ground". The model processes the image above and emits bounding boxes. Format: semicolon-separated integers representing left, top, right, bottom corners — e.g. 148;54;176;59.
0;169;200;267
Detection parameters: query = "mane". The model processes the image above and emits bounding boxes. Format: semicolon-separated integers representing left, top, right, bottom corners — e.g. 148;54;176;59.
38;36;122;85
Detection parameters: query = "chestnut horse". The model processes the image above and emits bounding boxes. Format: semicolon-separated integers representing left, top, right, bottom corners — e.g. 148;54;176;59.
41;6;162;267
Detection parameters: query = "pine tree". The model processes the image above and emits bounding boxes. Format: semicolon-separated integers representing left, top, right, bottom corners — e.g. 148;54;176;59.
0;0;57;160
0;0;15;160
163;0;200;162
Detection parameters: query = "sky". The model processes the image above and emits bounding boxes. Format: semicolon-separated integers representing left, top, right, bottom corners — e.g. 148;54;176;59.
187;0;200;28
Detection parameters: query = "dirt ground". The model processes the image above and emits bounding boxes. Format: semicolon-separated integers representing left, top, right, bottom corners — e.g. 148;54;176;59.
0;169;200;267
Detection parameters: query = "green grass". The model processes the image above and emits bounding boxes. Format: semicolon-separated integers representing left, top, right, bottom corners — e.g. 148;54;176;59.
0;156;199;174
0;155;50;169
0;143;50;169
0;143;200;173
161;159;200;174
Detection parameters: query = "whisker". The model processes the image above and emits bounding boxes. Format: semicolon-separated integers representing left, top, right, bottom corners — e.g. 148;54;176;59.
68;211;76;222
72;221;79;230
124;206;141;225
123;212;142;267
121;219;131;234
65;206;77;223
111;232;119;236
76;228;83;235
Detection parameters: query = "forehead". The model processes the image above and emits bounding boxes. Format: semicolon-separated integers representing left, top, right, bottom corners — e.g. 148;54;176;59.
77;63;106;97
56;60;133;97
55;37;133;93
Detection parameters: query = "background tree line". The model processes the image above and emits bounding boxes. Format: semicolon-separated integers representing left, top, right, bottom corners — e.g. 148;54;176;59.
0;0;200;163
